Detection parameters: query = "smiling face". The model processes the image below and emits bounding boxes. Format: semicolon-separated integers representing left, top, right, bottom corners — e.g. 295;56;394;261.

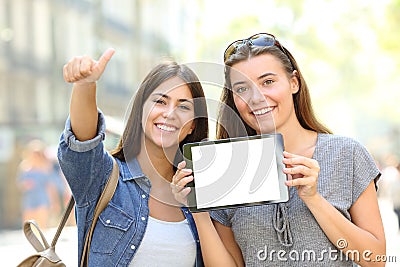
229;54;299;134
141;76;195;151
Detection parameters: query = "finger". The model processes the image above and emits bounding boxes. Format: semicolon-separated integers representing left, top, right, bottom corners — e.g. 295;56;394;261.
285;176;316;187
283;165;312;176
177;161;186;171
285;174;292;185
283;156;318;169
175;167;192;179
283;151;311;164
283;155;309;165
63;63;70;82
181;168;192;175
96;48;115;71
171;169;192;185
68;61;80;82
63;59;76;83
285;179;295;187
72;56;84;81
172;171;193;190
285;178;294;187
283;151;296;158
79;55;94;76
176;175;193;188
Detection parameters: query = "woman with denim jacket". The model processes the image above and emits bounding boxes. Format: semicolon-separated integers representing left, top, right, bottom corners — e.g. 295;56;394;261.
172;33;386;266
58;48;207;266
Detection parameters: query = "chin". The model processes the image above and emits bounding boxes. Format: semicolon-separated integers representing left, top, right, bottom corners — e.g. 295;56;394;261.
255;125;276;134
159;138;180;150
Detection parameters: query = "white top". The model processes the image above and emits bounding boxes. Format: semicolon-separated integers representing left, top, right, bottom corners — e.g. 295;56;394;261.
129;216;196;267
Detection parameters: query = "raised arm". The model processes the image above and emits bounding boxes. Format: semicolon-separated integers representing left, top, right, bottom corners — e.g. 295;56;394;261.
63;48;115;141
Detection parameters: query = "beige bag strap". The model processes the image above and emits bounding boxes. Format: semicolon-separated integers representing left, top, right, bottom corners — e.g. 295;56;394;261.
23;220;51;251
51;196;75;247
22;192;75;251
80;157;119;267
20;157;119;267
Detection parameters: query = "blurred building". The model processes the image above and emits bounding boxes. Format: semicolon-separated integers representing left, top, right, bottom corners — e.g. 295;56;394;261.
0;0;199;229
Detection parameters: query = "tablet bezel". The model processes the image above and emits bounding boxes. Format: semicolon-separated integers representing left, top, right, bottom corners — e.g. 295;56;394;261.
182;133;289;213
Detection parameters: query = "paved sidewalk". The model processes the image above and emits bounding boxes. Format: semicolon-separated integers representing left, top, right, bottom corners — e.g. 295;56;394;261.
1;226;77;266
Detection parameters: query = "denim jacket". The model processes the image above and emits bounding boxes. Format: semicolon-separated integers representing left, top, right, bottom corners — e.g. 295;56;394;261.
57;112;204;267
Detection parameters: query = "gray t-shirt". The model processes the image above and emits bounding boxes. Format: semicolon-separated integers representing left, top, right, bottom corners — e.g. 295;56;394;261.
210;134;380;267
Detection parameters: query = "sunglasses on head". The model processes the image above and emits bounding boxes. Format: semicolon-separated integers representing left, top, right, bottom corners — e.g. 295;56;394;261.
223;33;295;69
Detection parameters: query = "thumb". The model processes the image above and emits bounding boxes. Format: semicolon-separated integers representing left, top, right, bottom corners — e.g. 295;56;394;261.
177;161;187;170
96;48;115;70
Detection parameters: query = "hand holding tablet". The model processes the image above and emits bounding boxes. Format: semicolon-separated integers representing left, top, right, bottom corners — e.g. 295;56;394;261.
181;134;289;212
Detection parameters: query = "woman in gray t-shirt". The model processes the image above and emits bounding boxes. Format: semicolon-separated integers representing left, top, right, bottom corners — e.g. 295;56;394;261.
172;33;385;266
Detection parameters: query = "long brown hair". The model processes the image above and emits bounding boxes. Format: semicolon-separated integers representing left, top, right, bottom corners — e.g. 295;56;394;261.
217;44;331;139
111;61;208;166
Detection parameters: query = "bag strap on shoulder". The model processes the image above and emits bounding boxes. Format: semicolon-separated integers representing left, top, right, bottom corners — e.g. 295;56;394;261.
80;157;119;267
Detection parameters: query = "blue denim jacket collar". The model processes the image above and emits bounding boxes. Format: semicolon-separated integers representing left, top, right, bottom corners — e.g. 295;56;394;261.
120;157;145;181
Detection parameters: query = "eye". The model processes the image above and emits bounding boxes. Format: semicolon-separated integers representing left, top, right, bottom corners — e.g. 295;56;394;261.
263;79;274;86
178;104;192;111
235;87;248;94
153;98;166;105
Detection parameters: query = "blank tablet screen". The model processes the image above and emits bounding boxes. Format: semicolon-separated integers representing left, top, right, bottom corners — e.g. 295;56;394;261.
184;134;288;211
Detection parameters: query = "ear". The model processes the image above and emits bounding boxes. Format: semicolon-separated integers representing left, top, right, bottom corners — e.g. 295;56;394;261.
290;70;300;94
188;122;195;135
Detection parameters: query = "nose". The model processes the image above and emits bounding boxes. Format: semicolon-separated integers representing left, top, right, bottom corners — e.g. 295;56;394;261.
162;104;177;119
249;87;266;105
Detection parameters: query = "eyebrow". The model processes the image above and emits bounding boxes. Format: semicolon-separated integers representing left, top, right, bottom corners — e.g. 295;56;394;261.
152;93;194;105
257;72;277;80
231;72;277;88
231;81;247;88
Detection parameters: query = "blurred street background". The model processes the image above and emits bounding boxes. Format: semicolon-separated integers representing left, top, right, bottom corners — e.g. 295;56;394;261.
0;0;399;265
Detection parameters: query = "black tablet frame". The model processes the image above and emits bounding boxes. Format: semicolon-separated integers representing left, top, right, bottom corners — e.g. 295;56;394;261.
182;133;289;212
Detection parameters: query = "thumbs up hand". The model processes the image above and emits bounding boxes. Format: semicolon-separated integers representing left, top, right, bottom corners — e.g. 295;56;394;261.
63;48;115;84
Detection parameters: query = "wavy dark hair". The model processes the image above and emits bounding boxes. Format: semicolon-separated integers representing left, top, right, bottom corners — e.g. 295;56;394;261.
217;44;331;139
111;61;208;167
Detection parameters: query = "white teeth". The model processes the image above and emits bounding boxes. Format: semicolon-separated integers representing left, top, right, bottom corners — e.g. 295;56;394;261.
253;107;273;115
156;124;177;132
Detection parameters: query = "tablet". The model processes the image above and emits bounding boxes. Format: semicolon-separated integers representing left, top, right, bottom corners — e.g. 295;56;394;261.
183;133;289;212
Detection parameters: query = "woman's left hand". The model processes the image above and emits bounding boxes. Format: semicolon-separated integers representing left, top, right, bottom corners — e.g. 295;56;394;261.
282;151;320;200
171;161;193;206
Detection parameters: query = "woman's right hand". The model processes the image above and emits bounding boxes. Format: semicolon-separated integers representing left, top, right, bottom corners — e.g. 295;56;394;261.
65;48;115;141
63;48;115;84
171;161;194;206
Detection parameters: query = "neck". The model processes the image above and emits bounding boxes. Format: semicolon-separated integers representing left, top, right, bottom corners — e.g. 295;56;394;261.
136;135;177;184
277;119;318;157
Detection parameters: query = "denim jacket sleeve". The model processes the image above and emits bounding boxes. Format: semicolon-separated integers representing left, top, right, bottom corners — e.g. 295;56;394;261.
57;110;114;207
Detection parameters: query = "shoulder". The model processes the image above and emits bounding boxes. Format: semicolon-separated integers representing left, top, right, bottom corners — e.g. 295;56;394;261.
317;133;377;171
317;133;367;154
209;208;237;227
315;133;377;168
318;133;360;146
